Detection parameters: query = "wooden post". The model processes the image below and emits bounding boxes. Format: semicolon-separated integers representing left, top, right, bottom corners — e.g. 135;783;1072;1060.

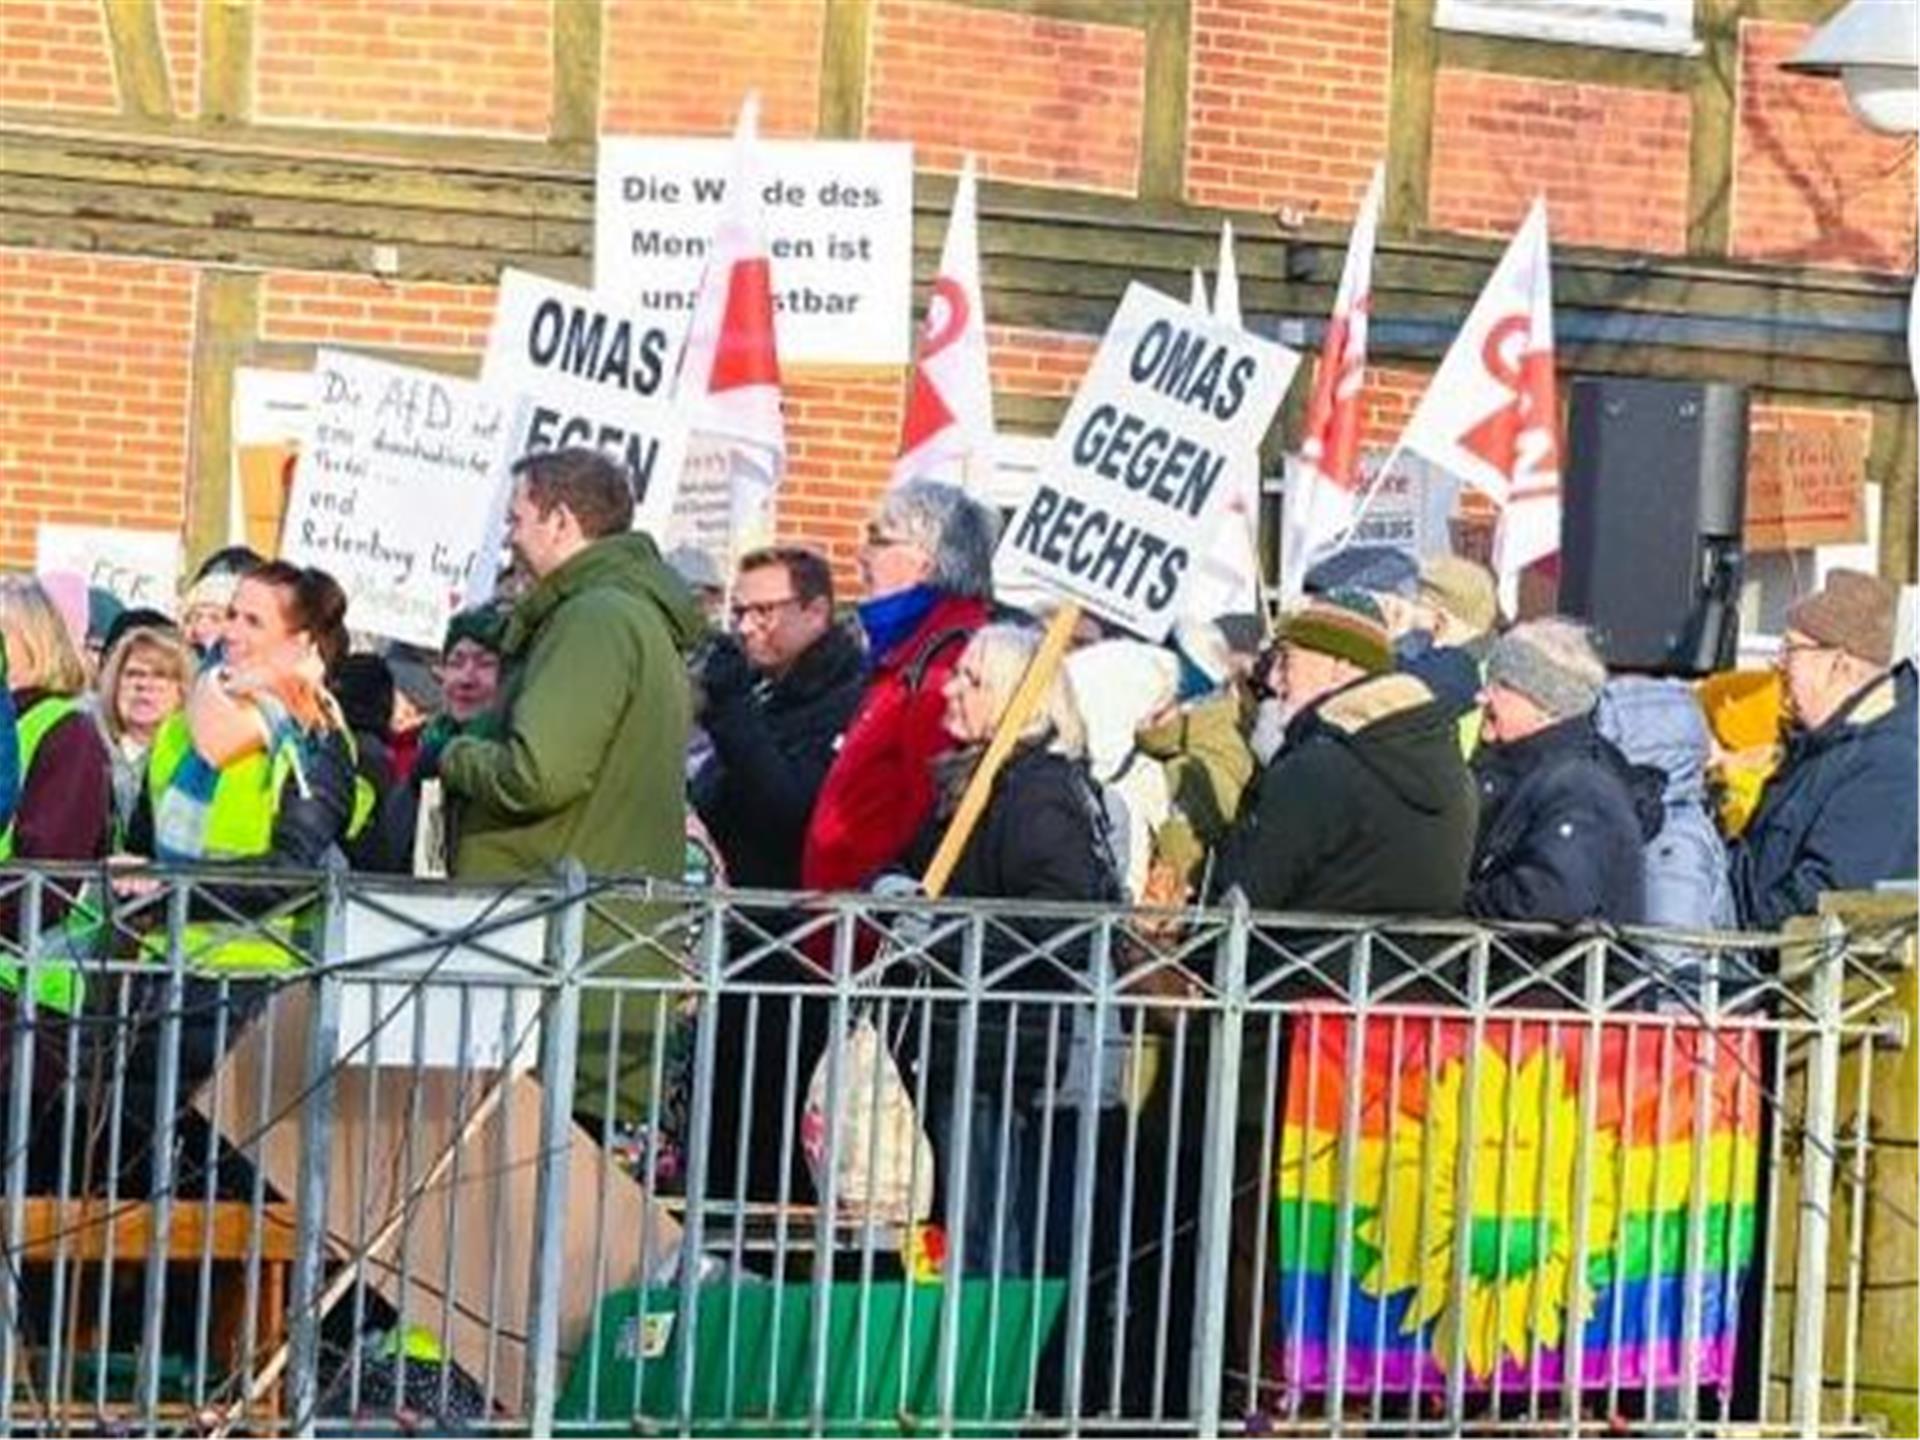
919;602;1080;899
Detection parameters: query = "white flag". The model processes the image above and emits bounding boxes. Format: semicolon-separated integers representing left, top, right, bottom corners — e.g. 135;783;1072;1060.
889;155;996;493
1397;197;1560;615
1213;219;1241;329
1282;162;1384;599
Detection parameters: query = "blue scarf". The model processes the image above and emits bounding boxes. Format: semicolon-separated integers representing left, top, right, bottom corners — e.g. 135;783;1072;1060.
857;584;941;664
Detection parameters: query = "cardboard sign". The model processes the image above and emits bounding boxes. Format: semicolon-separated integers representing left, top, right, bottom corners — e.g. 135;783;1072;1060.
594;138;913;365
994;283;1300;640
481;269;691;537
230;366;312;555
1744;407;1869;552
1345;449;1460;558
35;523;182;615
280;350;514;647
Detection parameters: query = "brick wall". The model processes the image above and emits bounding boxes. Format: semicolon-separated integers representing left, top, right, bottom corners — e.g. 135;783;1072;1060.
1358;364;1429;450
1430;70;1692;253
866;0;1145;191
254;0;553;137
601;0;824;138
259;273;495;355
778;370;905;587
0;252;197;564
1187;0;1390;222
1731;20;1919;275
0;0;117;112
987;326;1099;400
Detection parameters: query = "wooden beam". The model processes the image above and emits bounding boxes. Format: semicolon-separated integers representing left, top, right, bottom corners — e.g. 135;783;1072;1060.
1870;399;1918;582
102;0;175;122
1434;29;1694;89
1138;0;1192;203
819;0;875;139
185;271;258;567
1688;0;1749;256
550;0;603;148
960;0;1148;22
1385;0;1438;236
200;0;253;127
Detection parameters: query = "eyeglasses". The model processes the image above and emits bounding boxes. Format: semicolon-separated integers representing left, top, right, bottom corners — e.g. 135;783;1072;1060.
1776;639;1831;661
730;596;801;627
863;526;915;551
121;666;180;687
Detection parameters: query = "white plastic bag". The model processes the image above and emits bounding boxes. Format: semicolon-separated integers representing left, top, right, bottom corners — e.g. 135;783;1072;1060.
801;1015;934;1227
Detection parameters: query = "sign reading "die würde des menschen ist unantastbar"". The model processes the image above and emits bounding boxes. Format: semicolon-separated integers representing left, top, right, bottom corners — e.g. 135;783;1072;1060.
997;283;1300;641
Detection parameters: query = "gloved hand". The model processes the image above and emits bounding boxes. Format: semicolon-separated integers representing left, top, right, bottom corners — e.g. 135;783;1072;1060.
697;633;755;713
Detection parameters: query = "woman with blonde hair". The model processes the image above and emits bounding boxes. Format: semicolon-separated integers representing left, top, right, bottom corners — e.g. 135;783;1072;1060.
906;621;1123;1280
0;575;112;1011
96;623;190;840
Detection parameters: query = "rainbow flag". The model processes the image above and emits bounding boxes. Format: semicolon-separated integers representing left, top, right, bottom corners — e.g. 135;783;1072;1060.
1274;1010;1761;1395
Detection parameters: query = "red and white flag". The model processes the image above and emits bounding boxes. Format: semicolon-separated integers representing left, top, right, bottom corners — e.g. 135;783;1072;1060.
890;155;996;493
1397;197;1560;614
675;94;786;551
1282;162;1384;599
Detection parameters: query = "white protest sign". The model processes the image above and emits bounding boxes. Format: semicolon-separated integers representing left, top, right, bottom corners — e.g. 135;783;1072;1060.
35;524;182;615
995;283;1300;641
1346;448;1459;558
481;268;690;536
595;137;913;365
281;350;514;647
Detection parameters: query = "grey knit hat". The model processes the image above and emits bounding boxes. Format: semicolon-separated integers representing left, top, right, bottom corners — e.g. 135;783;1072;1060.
1485;619;1607;722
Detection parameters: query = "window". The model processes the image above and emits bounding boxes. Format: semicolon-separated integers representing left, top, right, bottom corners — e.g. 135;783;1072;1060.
1435;0;1701;56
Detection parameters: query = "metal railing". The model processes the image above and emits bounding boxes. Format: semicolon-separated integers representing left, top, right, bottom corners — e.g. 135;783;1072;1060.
0;862;1910;1437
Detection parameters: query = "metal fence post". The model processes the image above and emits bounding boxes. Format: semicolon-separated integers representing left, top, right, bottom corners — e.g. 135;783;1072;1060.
286;867;346;1436
526;863;585;1435
1790;916;1846;1431
0;873;45;1429
136;879;192;1424
1189;895;1250;1434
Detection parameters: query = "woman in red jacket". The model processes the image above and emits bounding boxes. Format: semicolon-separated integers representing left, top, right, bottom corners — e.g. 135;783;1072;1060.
800;480;998;892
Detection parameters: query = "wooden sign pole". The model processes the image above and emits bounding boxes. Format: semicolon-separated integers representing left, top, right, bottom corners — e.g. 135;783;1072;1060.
919;601;1080;899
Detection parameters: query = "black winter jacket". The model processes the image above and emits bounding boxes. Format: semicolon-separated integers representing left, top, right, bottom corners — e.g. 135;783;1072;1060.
691;623;867;890
1216;672;1479;915
1466;714;1658;926
1731;664;1918;931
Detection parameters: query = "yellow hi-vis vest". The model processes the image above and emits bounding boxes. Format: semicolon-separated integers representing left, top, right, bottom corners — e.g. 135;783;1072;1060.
0;695;89;1014
142;713;372;973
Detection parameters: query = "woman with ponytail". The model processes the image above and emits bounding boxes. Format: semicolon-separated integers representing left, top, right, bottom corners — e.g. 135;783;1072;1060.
121;562;360;970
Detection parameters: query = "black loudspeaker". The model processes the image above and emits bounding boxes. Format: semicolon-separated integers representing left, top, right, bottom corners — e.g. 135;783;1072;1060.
1560;378;1749;675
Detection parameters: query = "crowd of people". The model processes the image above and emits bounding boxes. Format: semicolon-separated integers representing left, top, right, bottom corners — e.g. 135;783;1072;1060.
2;445;1916;1404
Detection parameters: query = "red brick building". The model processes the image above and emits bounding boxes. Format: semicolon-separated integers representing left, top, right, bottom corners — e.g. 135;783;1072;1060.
1;0;1913;608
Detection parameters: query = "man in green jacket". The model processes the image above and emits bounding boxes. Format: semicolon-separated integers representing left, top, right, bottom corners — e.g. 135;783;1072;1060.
441;447;705;1128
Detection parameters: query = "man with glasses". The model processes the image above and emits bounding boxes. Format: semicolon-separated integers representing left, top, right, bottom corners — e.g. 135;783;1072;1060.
1732;568;1917;929
692;546;865;889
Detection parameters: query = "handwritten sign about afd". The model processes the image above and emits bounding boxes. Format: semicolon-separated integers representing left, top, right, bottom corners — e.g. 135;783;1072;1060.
995;284;1300;641
35;524;182;615
595;138;912;365
482;269;690;536
281;350;512;648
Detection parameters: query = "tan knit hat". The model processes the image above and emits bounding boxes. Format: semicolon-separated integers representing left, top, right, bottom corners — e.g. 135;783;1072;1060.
1279;588;1394;674
1787;568;1898;667
1417;553;1499;637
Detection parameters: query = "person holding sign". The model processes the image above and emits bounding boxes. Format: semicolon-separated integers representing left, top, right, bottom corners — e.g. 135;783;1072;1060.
904;622;1122;1278
436;447;705;1131
801;481;997;893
